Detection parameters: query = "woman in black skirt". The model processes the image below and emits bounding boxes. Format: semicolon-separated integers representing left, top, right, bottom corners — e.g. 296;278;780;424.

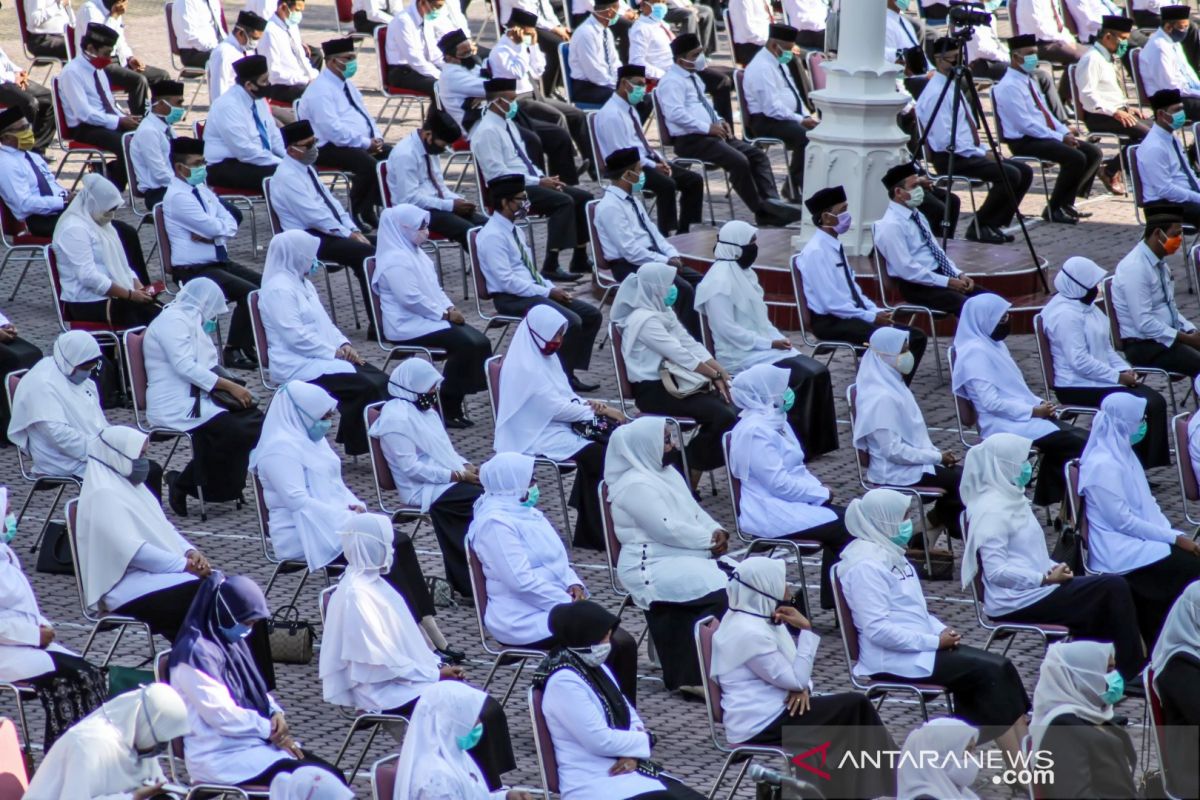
1148;583;1200;799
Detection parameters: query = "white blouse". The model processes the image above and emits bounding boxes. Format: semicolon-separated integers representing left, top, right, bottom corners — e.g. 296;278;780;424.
144;309;224;432
863;427;941;488
622;314;711;383
1041;298;1129;389
379;431;456;512
0;547;73;683
976;514;1057;618
1082;484;1178;574
258;280;354;384
838;558;945;680
732;423;835;538
524;399;593;462
715;629;819;746
958;378;1059;441
101;541;198;613
255;453;362;570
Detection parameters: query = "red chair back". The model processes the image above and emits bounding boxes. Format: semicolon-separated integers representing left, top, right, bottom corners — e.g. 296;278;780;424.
366;403;396;492
1033;314;1055;397
377;161;394;207
50;77;72;142
165;2;184;58
732;68;756;139
0;198;40;243
807;52;827;92
720;431;742;519
5;371;24;413
468;543;490;621
650;91;676;148
831;567;863;663
337;0;354;23
584;200;611;275
248;290;270;373
486;355;503;419
153;205;175;281
789;258;819;338
847;384;872;474
262;177;283;235
371;754;398;800
364;256;386;337
1065;459;1090;555
609;323;635;402
1100;276;1122;350
0;718;28;800
468;227;495;301
1176;413;1200;502
696;614;724;722
947;346;978;429
529;687;560;794
1009;0;1027;34
124;327;150;412
1130;48;1150;107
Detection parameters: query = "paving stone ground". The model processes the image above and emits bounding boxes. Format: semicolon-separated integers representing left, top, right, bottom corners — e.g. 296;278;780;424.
0;3;1189;796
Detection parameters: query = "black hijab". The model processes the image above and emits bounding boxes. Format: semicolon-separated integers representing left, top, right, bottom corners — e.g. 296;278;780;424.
532;601;629;729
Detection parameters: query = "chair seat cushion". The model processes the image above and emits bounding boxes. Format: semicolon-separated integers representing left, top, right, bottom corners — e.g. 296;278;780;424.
11;233;50;245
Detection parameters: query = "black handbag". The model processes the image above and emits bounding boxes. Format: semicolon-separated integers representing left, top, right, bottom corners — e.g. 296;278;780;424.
571;414;622;444
35;522;73;575
1051;525;1085;576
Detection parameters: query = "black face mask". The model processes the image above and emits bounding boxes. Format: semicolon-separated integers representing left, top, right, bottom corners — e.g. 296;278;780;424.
423;137;447;155
1081;286;1099;306
459;54;477;69
990;320;1011;341
736;242;758;269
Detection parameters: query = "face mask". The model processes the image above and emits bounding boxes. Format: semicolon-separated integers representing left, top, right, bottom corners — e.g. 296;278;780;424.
627;84;646;105
1020;53;1039;73
307;259;321;278
530;327;562;355
186;164;207;186
688;53;707;71
890;519;914;547
413;227;431;246
736;242;758;269
460;54;478;68
777;49;793;65
607;12;618;25
287;10;302;25
88;54;113;70
1170;26;1188;43
1115;39;1129;57
246;82;267;99
503;98;519;119
307;417;332;442
13;129;36;151
412;390;438;411
895;350;915;375
424;7;441;20
1081;286;1099;305
127;457;151;486
341;59;358;79
904;185;924;209
512;198;531;219
1130;419;1148;445
895;0;910;9
521;485;540;507
217;589;253;642
664;285;679;307
297;144;319;165
1013;460;1034;489
69;368;92;385
93;210;116;226
781;387;795;412
1101;670;1124;705
1170;108;1188;130
202;319;218;335
650;2;667;18
571;642;612;666
2;514;17;545
522;34;533;45
990;320;1011;341
945;759;981;790
631;171;646;192
832;210;852;234
1164;233;1184;255
456;722;484;751
164;105;185;125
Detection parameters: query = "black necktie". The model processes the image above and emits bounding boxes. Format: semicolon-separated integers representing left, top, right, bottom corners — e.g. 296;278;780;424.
690;74;719;123
25;154;54;196
627;105;661;162
627;194;664;254
502;121;538;175
306;167;348;226
192;187;228;261
837;245;865;309
425;154;444;198
778;62;803;113
343;83;375;138
93;71;118;115
1174;138;1200;192
206;0;223;39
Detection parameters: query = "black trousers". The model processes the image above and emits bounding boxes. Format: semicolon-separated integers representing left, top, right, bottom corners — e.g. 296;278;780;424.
0;336;43;444
644;162;703;234
428;482;485;598
1054;384;1169;468
666;4;716;53
312;232;374;324
1031;421;1089;507
566;440;606;551
491;293;602;374
175;408;265;502
399;324;492;417
1082;112;1149;177
67;123;128;190
1122;337;1200;378
26;32;67;60
526;184;593;265
995;573;1146;680
1121;546;1200;649
907;463;965;541
671;134;776;214
1005;136;1102;210
1037;39;1087;68
386;693;514;790
795;29;825;49
697;67;735;125
774;354;838;459
174;261;262;351
631;381;739;472
427;208;488;248
534;27;567;94
519;112;580;184
646;589;727;690
263;83;306;104
809;315;928;381
629;777;708;800
733;41;761;68
207;159;277;192
893;279;986;317
311;364;390;456
930;152;1033;230
919;184;961;239
105;63;170;115
0;79;55;151
748;114;808;192
315;144;389;220
609;259;703;340
178;47;211;68
64;297;160;328
240;751;344;788
571;79;615;107
787;504;850;611
515;94;592;170
386;65;436;95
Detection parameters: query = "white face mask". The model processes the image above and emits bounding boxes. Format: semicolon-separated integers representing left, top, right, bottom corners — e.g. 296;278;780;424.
895;351;915;375
572;643;611;667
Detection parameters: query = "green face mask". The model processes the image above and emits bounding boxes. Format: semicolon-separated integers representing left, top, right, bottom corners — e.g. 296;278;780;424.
890;519;914;547
1013;460;1034;489
777;49;794;65
1129;419;1148;445
663;285;679;307
781;387;795;411
186;165;208;186
1115;39;1129;57
456;722;484;750
202;319;218;335
164;105;185;125
521;485;540;507
627;84;646;105
342;59;358;78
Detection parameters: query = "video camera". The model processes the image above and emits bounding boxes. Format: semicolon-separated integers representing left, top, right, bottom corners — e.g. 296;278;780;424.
948;1;991;27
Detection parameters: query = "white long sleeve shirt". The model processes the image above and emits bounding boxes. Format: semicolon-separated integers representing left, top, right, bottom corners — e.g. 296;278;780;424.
259;278;356;386
206;36;246;102
783;0;826;30
24;0;71;35
501;0;562;29
436;62;486;132
1064;0;1124;42
58;55;121;130
873;201;961;288
470;109;543;184
716;629;819;745
627;15;674;79
374;252;453;342
1082;483;1178;573
378;424;460;511
1135;123;1200;205
569;16;620;88
203;84;286;166
144;310;224;432
1113;240;1195;345
163;177;239;266
594;92;663;166
915;71;985;158
620;312;710;381
385;5;441;79
966;22;1009;64
129;113;175;194
594;186;678;266
977;515;1057;618
863;426;941;487
172;0;227;52
1040;299;1129;388
299;69;378;148
0;145;69;221
742;46;808;122
795;229;879;322
655;63;722;137
475;213;552;297
1139;27;1200;99
271;158;357;237
1015;0;1075;43
386;129;461;212
488;36;545;95
52;224;138;303
729;0;773;46
993;66;1068;141
884;9;924;65
75;0;132;63
1076;44;1129;116
959;374;1059;439
261;14;316;86
102;540;197;611
732;424;834;538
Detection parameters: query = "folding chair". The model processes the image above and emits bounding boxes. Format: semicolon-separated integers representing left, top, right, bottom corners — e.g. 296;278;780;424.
869;223;946;382
0;195;51;303
44;245;126;390
250;472;342;607
558;42;605;111
583;199;621;313
364;401;432;531
1129;47;1151;110
374;25;430;137
374;160;467;296
14;0;64;81
597;479;659;666
732;67;791;199
119;131;161;265
163;2;210;113
361;257;447;369
1031;313;1101;423
466;543;547;706
48;77;109;188
1066;64;1128;183
370;754;399;800
1098;273;1188;412
788;256;864;367
1171;411;1200;536
246;290;275;390
649;90;732;226
946;345;984;449
527;685;562;798
1062;458;1097;574
1145;667;1190;800
467;226;523;347
0;687;35;759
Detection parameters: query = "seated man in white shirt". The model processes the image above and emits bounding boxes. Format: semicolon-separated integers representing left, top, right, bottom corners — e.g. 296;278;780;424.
385;110;486;246
435;30;487;132
728;0;772;66
875;162;986;316
1063;0;1147;54
629;6;734;121
743;24;818;199
1015;0;1088;66
206;11;267;103
965;12;1068;118
885;0;932;97
476;174;603;391
1134;2;1200;79
568;0;627;107
795;185;927;379
995;34;1105;222
1142;6;1200;120
1113;204;1200;376
75;0;172;116
172;0;228;68
917;37;1032;243
352;0;402;31
261;0;321;103
502;0;571;93
595;64;703;234
163;136;262;369
203;54;285;191
384;0;445;96
23;0;71;60
594;147;703;337
1076;17;1148;197
0;45;54;153
782;0;825;48
1136;90;1200;224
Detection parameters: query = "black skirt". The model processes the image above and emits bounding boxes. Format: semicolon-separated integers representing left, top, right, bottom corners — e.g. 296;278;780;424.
772;354;839;459
175;407;265;502
428;482;485;598
645;589;728;690
567;441;606;551
24;651;107;752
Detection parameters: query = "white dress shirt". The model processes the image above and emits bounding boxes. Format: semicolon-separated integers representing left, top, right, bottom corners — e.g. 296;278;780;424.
1082;482;1178;573
172;0;226;52
966;21;1009;64
620;311;710;381
129;113;175;194
271;156;357;237
206;36;246;102
594;185;678;266
743;46;808;122
262;14;316;86
569;16;620;88
0;145;69;221
628;15;675;79
838;557;946;679
1076;43;1129;116
884;9;924;64
476;213;552;297
144;309;224;432
203;84;286;166
655;63;723;137
385;5;441;79
58;55;121;130
299;69;378;148
374;250;453;342
993;66;1069;141
783;0;826;31
1064;0;1123;41
915;71;986;158
378;423;457;511
0;48;21;84
873;200;962;288
716;630;819;745
1135;123;1200;205
1140;27;1200;99
595;92;663;166
732;424;834;538
352;0;403;25
1015;0;1075;43
387;129;462;212
470;109;544;184
1040;295;1129;388
24;0;71;35
243;0;271;17
488;36;545;95
1113;240;1196;345
729;0;773;45
436;62;486;132
795;229;879;322
977;514;1057;617
163;177;239;266
75;0;132;64
502;0;563;29
258;278;354;383
1132;0;1170;10
52;224;138;303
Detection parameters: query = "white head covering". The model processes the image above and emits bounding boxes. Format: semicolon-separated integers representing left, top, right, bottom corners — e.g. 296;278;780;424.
694;221;778;352
1150;582;1200;683
318;513;441;709
24;683;190;800
469;451;541;527
950;294;1041;408
896;718;982;800
1053;257;1107;300
1077;393;1161;521
7;331;106;453
371;205;451;317
960;433;1036;589
710;556;796;677
261;229;321;288
840;488;912;570
610;262;681;352
53;172;132;291
493;304;579;454
605;416;702;526
728;364;803;479
1031;641;1115;751
76;426;192;609
268;767;352;800
0;486;41;644
392;680;491;800
150;277;227;374
249;381;341;478
851;327;934;454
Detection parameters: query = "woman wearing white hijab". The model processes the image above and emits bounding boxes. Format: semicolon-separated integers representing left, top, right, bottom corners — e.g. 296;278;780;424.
896;718;981;800
952;293;1088;507
320;514;516;789
1030;641;1136;798
371;205;491;427
728;365;849;610
249;381;457;660
606;416;729;694
0;487;107;752
837;489;1031;755
853;327;964;541
611;262;739;481
270;767;353;800
465;452;639;700
961;433;1145;681
495;305;623;550
711;558;896;799
257;230;389;456
51;172;159;328
23;683;190;800
1042;257;1169;467
370;358;481;597
1149;584;1200;795
393;680;534;800
695;221;838;457
145;277;264;517
0;303;42;446
1078;392;1200;648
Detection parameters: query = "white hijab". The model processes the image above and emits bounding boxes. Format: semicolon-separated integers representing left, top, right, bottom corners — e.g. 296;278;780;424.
950;294;1040;407
1150;579;1200;681
151;276;227;370
896;718;981;800
261;229;321;289
710;556;797;678
7;331;106;453
1077;393;1163;523
728;364;801;478
493;304;579;454
611;261;680;352
1031;640;1115;751
0;486;42;632
371;204;451;310
53;172;133;291
76;426;192;609
319;513;441;709
268;767;352;800
852;327;934;453
694;220;778;343
468;451;549;532
960;433;1037;589
24;684;190;800
1041;257;1110;349
605;416;704;525
839;488;912;571
392;680;491;800
249;381;342;478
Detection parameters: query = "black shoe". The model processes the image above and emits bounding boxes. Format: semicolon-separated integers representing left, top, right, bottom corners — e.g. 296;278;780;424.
1041;206;1078;225
568;374;600;392
223;347;257;370
542;268;581;282
434;646;466;665
1064;205;1092;219
444;415;475;429
965;221;1007;244
166;470;188;517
